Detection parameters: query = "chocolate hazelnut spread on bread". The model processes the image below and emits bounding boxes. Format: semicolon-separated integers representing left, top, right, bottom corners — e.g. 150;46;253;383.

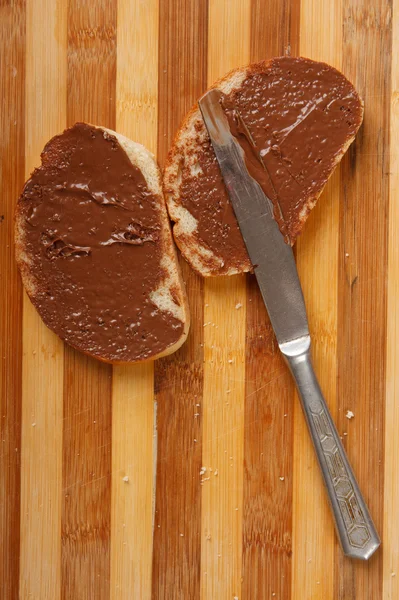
164;57;363;276
16;123;189;363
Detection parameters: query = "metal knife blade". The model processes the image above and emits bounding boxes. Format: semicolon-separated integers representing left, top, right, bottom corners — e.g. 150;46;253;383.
198;88;309;346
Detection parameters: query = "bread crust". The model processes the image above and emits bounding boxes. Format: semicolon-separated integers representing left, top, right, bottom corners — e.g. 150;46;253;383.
15;124;190;364
164;57;364;277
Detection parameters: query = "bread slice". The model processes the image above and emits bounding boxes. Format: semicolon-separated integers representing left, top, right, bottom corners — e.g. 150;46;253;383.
164;56;364;277
15;123;190;364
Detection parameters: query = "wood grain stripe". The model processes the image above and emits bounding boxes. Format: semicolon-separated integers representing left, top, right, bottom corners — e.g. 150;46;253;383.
384;0;399;596
337;1;391;597
201;3;250;598
110;0;159;598
293;2;343;598
242;4;299;599
152;1;208;597
62;2;116;598
0;3;25;598
20;1;66;597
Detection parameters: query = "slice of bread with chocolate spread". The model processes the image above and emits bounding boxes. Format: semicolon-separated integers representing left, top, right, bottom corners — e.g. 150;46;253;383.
15;123;190;363
164;56;364;277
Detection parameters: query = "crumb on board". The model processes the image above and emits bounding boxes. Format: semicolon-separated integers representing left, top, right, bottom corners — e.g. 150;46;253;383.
346;410;355;419
235;303;242;309
122;476;129;482
279;476;285;481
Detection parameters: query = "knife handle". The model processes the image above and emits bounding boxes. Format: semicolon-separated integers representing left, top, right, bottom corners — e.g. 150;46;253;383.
281;336;380;560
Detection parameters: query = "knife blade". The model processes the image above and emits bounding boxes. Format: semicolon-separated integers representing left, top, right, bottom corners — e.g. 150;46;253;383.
198;88;308;346
198;87;380;560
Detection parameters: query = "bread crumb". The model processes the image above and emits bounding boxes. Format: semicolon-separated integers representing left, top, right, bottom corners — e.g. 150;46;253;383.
200;466;207;476
392;572;396;577
346;410;354;419
345;252;349;257
343;432;348;436
32;422;36;427
235;303;242;309
279;476;285;481
194;439;197;442
214;469;218;476
228;359;234;364
194;413;200;417
122;476;129;482
180;533;184;537
226;390;231;394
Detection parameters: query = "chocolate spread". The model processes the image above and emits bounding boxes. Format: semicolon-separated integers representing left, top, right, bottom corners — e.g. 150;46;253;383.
18;123;183;362
178;57;363;273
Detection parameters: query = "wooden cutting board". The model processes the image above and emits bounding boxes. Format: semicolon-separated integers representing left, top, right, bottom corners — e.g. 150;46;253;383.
1;0;397;598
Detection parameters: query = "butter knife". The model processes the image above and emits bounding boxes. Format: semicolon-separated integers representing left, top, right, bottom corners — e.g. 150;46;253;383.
199;88;380;560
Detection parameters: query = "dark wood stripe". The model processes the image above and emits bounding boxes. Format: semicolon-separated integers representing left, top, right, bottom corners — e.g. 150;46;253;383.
62;2;116;598
152;1;208;597
0;3;25;599
336;1;391;597
242;5;300;599
250;0;300;61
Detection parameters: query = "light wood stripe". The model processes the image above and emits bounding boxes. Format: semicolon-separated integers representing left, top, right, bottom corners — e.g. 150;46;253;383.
293;2;343;598
20;2;66;597
242;3;299;598
61;2;117;598
152;1;207;598
337;1;391;597
202;4;250;598
110;1;159;598
384;0;399;596
0;3;24;598
110;363;154;599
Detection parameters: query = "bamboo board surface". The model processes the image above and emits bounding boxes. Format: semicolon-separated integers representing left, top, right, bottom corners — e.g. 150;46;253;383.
0;0;396;598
